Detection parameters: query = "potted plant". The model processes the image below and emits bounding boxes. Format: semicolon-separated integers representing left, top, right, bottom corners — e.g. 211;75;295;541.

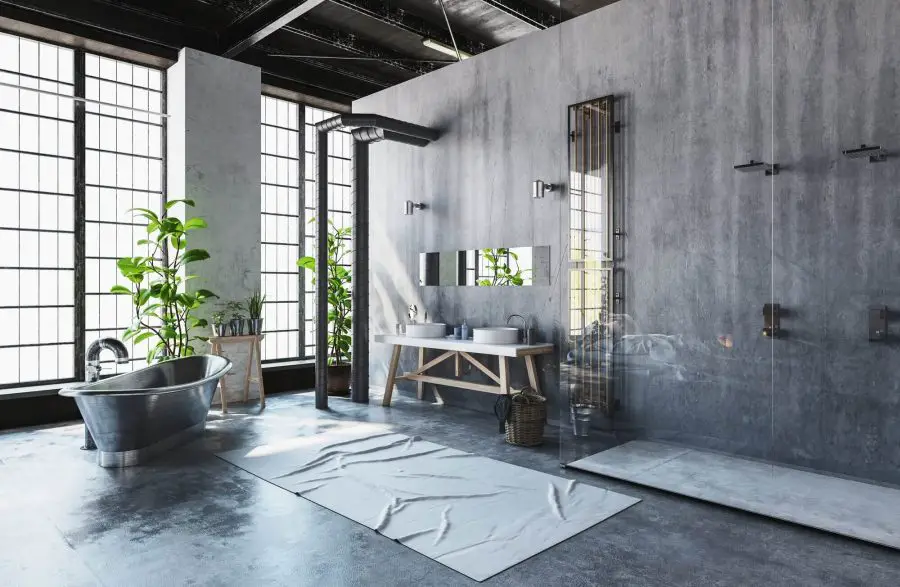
225;300;245;336
298;219;352;396
246;290;265;335
110;198;216;362
212;309;228;337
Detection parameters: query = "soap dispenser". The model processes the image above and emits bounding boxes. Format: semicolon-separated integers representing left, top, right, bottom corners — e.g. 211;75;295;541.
460;320;469;340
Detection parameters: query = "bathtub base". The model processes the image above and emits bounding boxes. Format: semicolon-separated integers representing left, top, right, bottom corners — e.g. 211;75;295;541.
97;421;206;468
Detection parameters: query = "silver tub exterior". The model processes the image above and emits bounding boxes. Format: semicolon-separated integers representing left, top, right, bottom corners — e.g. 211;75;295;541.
59;355;232;467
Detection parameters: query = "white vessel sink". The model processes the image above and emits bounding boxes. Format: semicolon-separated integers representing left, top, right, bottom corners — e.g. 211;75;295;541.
405;323;447;338
473;327;520;345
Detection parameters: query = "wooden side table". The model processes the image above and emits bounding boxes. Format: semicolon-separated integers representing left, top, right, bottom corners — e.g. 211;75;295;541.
209;334;266;413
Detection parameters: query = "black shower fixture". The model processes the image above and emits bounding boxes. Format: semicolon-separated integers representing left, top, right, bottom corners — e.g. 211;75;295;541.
735;160;779;176
869;306;888;341
842;144;887;163
762;303;781;338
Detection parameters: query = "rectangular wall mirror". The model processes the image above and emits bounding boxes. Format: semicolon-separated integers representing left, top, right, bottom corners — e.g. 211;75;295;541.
419;246;551;287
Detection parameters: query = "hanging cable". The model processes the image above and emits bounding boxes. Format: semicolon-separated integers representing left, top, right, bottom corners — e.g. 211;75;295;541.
437;0;463;62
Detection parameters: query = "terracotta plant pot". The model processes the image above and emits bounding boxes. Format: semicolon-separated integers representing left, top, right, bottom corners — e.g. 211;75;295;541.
327;364;351;396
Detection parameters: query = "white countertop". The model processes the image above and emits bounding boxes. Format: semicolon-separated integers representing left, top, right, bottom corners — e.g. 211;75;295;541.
373;334;554;357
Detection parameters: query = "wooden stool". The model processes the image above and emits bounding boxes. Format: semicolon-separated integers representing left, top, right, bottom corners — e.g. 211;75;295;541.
209;334;266;414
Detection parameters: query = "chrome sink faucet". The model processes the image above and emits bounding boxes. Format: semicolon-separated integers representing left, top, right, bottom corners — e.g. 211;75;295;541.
506;314;534;345
86;337;130;383
81;338;129;451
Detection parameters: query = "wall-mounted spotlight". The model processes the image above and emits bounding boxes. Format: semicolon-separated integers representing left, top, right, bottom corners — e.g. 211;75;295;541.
735;160;779;176
532;180;558;199
842;144;887;163
404;201;426;215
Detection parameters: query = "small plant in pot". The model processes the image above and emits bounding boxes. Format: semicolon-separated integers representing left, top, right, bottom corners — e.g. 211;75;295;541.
225;300;245;336
246;290;265;335
298;219;352;396
212;309;228;337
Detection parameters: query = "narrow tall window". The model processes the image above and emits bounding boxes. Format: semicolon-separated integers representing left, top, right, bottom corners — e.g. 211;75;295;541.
303;106;352;359
259;95;301;361
0;33;76;385
83;53;165;373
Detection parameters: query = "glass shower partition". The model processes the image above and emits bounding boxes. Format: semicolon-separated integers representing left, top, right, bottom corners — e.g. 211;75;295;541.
557;1;779;482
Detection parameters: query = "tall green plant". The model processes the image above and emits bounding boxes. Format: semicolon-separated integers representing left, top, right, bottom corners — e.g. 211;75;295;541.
297;219;351;366
477;248;530;287
111;199;216;362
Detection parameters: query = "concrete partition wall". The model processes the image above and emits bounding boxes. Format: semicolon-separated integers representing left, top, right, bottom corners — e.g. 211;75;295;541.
167;48;261;321
167;48;262;401
357;0;900;485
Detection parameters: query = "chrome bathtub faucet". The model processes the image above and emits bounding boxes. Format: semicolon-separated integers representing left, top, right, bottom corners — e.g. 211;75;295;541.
81;338;130;450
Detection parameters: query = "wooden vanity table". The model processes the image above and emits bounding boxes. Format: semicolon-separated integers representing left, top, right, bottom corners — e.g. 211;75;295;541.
374;334;554;406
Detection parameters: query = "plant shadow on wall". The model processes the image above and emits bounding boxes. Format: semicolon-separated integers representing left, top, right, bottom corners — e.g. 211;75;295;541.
298;219;352;396
478;248;531;287
111;199;217;362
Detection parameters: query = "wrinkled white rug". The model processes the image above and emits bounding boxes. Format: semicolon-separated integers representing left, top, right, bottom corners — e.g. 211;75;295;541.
218;425;639;581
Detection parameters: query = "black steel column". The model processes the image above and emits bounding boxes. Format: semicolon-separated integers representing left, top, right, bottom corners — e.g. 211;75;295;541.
315;129;329;409
350;140;369;403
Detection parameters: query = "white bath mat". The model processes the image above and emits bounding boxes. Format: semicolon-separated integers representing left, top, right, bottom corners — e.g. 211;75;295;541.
218;425;639;581
569;440;900;549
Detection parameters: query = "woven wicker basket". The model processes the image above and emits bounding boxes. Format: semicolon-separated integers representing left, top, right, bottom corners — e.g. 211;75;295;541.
505;388;546;447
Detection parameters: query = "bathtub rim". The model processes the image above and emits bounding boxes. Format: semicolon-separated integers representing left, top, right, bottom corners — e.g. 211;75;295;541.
58;355;233;398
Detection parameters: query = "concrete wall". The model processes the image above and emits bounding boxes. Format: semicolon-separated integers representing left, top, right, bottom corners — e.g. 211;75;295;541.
167;48;262;401
355;0;900;485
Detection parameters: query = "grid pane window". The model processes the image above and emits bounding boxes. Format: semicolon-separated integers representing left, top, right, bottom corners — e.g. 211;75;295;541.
0;32;76;385
259;101;352;362
303;106;352;360
83;53;165;373
260;95;301;361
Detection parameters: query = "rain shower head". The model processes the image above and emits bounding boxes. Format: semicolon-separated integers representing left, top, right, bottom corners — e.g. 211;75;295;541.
734;160;779;176
842;144;887;162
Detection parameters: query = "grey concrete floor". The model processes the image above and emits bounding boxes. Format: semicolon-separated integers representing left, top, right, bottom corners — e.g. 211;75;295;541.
1;391;898;587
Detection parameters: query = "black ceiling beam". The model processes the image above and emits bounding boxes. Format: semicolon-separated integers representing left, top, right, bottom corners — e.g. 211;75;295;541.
242;48;374;103
478;0;559;29
279;21;432;74
257;45;390;89
0;0;217;53
220;0;328;58
327;0;488;56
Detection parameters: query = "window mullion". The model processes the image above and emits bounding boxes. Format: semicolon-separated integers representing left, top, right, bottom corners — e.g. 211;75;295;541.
73;48;86;382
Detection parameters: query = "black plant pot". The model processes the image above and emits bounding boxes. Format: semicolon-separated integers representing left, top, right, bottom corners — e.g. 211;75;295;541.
327;364;351;396
229;318;244;336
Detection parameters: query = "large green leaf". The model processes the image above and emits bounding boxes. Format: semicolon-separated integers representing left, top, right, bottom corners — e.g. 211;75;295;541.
165;198;195;210
132;331;155;344
183;217;207;230
109;285;131;295
181;249;210;264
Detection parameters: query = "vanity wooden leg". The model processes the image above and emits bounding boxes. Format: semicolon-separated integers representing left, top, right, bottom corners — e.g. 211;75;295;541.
417;347;425;400
383;345;402;407
525;355;541;395
499;356;510;396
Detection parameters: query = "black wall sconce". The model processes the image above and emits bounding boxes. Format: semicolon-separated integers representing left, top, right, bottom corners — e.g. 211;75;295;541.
762;303;781;338
842;144;887;163
869;306;888;341
735;160;779;176
404;201;426;215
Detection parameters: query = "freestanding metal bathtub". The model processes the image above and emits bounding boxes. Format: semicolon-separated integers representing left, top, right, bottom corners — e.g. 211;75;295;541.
60;355;232;468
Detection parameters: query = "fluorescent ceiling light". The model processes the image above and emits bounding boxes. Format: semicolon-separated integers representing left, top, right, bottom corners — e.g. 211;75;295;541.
422;37;471;60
